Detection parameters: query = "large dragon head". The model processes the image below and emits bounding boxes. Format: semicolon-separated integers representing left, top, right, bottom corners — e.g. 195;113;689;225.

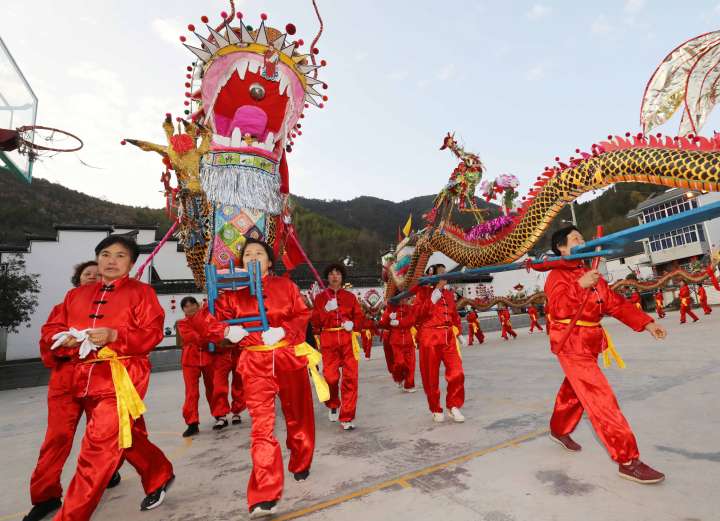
182;12;326;162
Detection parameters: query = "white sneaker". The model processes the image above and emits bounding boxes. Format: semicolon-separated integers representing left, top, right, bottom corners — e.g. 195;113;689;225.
328;408;339;422
249;501;278;518
341;421;355;431
449;407;465;423
403;387;417;393
396;381;403;389
432;412;445;423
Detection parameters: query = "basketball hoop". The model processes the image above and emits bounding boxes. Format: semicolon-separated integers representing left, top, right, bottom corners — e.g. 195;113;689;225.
16;125;83;152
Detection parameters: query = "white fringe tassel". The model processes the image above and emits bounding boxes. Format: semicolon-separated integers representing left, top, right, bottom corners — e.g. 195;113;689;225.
200;163;282;214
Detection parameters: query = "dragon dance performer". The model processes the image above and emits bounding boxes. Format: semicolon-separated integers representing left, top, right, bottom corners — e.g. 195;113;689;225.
413;264;466;423
41;236;174;520
379;299;417;392
679;280;700;323
629;290;642;310
546;227;667;484
527;304;544;333
208;334;246;430
465;307;485;344
312;264;364;430
360;312;376;359
191;239;316;518
697;284;712;315
176;297;214;437
24;261;122;521
654;289;665;318
497;304;517;340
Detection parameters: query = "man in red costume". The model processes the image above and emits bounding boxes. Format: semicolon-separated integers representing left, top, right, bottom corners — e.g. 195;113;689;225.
465;307;485;344
527;304;543;333
360;312;376;359
629;289;642;310
312;263;364;430
654;289;665;318
176;296;214;437
41;236;174;520
208;336;246;430
697;283;712;314
679;280;700;323
545;226;667;484
413;264;465;423
379;299;417;392
497;304;517;340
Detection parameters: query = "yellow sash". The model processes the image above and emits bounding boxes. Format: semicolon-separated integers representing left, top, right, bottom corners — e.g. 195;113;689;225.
245;340;330;402
363;329;372;341
452;326;462;359
469;322;477;334
85;347;147;449
681;297;689;306
323;326;362;361
554;318;625;369
410;326;417;347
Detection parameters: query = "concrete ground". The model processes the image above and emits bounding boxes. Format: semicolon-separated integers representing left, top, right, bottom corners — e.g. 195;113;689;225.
0;309;717;521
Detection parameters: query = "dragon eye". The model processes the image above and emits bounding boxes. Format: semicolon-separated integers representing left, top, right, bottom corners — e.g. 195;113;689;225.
249;82;266;101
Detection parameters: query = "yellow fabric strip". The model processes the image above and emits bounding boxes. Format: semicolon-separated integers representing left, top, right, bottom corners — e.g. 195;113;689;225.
410;326;417;347
452;326;462;359
553;318;626;369
89;347;147;449
245;340;331;402
322;326;361;361
364;329;372;341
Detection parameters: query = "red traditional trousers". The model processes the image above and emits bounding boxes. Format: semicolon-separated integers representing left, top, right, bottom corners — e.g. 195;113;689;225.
182;365;214;425
52;398;174;520
361;329;373;359
30;362;83;504
501;322;517;339
321;331;358;422
239;349;315;508
417;327;464;413
699;298;712;314
211;350;246;417
382;333;396;379
529;316;543;332
467;323;485;345
550;350;639;463
390;340;416;389
680;302;699;323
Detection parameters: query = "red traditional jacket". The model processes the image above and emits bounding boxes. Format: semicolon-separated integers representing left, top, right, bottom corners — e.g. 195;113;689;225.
379;302;416;345
311;288;363;343
176;317;212;368
466;311;480;324
39;276;164;398
679;285;692;306
412;286;461;330
654;290;664;305
527;306;538;320
544;261;652;355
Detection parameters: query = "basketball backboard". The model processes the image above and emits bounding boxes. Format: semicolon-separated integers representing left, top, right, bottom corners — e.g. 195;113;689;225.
0;36;37;183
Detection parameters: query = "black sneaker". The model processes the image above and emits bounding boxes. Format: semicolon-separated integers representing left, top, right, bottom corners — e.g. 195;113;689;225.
140;475;174;511
249;500;278;519
231;414;242;425
107;471;122;488
293;469;310;481
23;498;62;521
182;423;199;437
212;417;229;430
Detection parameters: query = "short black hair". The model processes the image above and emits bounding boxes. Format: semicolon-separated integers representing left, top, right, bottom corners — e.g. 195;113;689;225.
95;235;140;262
551;226;580;256
426;263;446;276
239;238;275;270
71;260;98;287
323;262;347;282
180;296;199;309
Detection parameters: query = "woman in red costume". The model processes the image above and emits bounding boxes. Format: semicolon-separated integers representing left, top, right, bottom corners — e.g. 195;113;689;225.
176;296;214;437
312;263;364;431
697;283;712;314
629;289;642;310
545;226;667;484
379;299;417;392
191;238;315;518
413;264;465;423
497;304;517;340
654;289;665;318
465;307;485;344
679;280;700;323
527;304;544;333
40;236;174;520
360;312;376;359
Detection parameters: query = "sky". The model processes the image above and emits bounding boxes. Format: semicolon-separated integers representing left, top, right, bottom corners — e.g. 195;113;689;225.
2;0;720;208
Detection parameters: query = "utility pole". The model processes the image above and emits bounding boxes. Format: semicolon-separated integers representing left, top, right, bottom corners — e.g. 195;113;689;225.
569;201;578;227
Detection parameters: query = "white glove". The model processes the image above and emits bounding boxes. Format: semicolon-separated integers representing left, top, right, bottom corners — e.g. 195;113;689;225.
389;312;397;320
457;335;467;347
431;288;442;304
390;319;400;327
262;326;285;345
342;320;354;332
324;298;339;312
225;325;249;343
50;328;99;359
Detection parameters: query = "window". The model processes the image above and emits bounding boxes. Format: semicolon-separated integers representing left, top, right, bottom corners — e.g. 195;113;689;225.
648;225;704;252
641;196;697;223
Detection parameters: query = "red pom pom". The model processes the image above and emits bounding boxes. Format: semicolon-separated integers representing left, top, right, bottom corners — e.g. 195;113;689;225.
165;112;172;118
319;103;324;109
554;156;560;161
320;59;327;66
297;130;302;135
322;83;328;89
260;13;267;20
184;101;190;106
624;132;631;137
186;65;193;71
297;38;304;46
322;95;328;101
200;15;209;23
187;24;195;32
220;11;228;19
186;74;191;79
185;92;191;98
179;35;187;42
184;82;191;88
296;123;302;128
304;103;309;108
300;113;305;118
575;148;580;153
607;135;613;140
312;47;319;55
176;117;182;122
120;139;127;145
286;23;296;35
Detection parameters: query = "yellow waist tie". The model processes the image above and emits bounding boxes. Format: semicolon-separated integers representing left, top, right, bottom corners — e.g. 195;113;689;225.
554;319;625;369
681;298;689;306
452;326;462;359
323;327;362;361
410;326;418;348
85;347;147;449
245;340;330;402
363;329;372;341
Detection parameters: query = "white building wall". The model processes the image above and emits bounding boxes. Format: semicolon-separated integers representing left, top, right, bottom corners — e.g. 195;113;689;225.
699;192;720;250
151;240;196;280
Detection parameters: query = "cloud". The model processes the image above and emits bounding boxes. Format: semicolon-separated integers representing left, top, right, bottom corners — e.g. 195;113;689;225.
151;18;185;46
527;4;551;19
354;51;369;62
436;64;456;81
389;69;409;81
591;15;613;34
526;64;545;81
624;0;645;13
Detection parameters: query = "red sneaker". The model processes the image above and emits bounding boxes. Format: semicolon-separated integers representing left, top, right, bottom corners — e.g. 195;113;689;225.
549;432;582;452
618;460;665;484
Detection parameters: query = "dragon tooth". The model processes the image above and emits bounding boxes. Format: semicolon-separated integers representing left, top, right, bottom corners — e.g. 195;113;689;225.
247;61;261;74
231;128;242;148
278;73;289;96
213;133;231;147
236;59;249;80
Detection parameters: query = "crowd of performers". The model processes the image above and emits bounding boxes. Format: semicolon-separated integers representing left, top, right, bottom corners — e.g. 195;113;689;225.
22;228;717;520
